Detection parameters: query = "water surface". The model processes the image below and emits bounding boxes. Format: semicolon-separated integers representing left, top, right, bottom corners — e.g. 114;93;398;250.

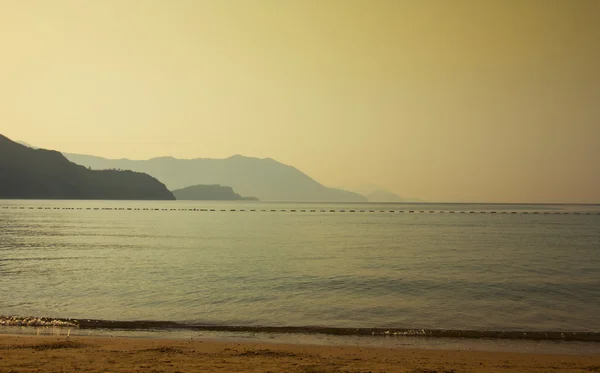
1;200;599;343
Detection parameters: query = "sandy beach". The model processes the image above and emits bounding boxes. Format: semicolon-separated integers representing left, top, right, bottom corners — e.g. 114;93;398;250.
1;334;599;373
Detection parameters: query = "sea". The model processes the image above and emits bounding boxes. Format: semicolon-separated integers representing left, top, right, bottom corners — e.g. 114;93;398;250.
1;200;599;355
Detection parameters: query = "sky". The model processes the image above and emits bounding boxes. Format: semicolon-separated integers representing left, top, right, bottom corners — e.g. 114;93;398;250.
1;0;599;203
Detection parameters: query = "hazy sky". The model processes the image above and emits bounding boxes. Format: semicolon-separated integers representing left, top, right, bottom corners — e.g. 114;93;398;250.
1;0;599;203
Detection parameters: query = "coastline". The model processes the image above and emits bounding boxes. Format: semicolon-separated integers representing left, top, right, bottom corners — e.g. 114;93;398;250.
4;316;600;342
3;316;600;356
2;334;600;373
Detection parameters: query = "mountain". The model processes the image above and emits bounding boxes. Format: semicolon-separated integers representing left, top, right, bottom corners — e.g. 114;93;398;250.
172;184;258;201
63;153;367;202
365;189;407;202
17;141;37;149
0;134;175;200
341;184;422;202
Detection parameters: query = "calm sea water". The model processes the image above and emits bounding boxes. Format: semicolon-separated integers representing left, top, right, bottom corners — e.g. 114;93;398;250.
1;200;600;339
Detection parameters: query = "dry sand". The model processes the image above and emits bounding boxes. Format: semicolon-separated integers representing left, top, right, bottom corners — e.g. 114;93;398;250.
1;334;599;373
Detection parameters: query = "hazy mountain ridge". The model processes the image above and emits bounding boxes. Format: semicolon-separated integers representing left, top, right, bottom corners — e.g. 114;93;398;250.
0;135;175;200
337;184;423;202
63;153;367;202
172;184;259;201
17;141;37;149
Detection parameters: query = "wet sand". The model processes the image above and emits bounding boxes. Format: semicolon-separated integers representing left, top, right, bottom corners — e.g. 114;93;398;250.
1;334;599;372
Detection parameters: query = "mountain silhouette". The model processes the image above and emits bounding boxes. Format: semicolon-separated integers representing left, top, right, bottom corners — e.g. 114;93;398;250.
340;184;423;202
63;153;367;202
172;184;258;201
0;134;174;200
17;140;37;149
365;189;407;202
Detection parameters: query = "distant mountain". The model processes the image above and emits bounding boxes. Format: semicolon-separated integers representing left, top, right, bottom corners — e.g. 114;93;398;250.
172;184;258;201
364;190;424;202
365;189;407;202
342;184;422;202
63;153;367;202
0;134;175;200
17;140;37;149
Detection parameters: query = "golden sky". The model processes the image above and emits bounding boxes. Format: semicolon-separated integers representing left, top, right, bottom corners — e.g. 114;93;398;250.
1;0;599;203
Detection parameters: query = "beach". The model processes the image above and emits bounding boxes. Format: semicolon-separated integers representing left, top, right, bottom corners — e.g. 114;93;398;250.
1;334;599;373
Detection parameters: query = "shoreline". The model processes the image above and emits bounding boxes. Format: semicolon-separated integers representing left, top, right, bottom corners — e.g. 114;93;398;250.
2;334;600;373
3;325;600;357
3;316;599;343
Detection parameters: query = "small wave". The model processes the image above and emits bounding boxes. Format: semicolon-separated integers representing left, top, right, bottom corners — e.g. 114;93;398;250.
0;316;77;328
2;316;598;342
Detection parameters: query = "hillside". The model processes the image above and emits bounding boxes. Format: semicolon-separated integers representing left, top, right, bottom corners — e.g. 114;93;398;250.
63;153;367;202
365;189;420;202
341;184;423;202
0;135;175;200
172;184;258;201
